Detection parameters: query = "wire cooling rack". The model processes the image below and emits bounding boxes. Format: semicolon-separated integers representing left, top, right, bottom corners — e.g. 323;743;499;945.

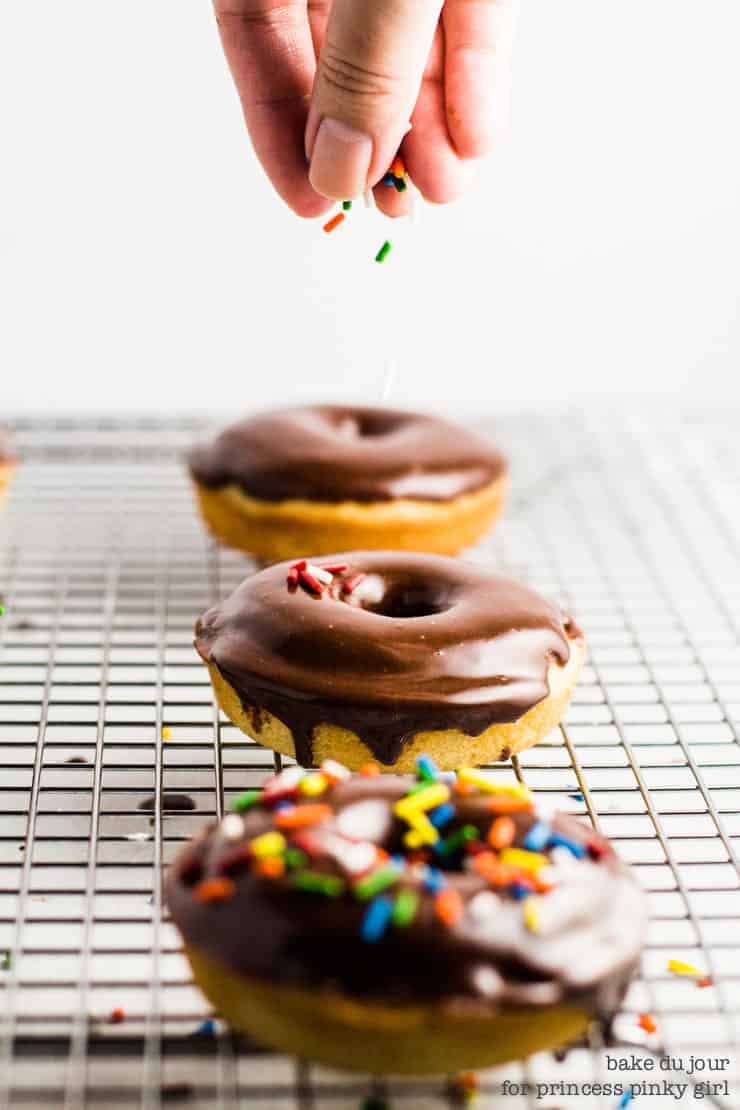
0;411;738;1110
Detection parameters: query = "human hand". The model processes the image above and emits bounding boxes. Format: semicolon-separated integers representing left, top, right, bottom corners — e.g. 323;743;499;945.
214;0;516;218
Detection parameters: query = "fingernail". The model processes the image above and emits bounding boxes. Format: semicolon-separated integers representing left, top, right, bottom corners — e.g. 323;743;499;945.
308;118;373;201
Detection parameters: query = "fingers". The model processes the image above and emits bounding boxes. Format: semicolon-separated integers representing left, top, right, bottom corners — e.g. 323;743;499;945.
214;0;330;217
442;0;517;158
305;0;444;200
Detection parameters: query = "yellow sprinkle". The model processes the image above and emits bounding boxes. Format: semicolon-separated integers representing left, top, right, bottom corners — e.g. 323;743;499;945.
457;769;531;799
523;896;541;933
161;727;171;740
299;772;328;798
500;848;549;873
250;831;286;859
667;959;703;978
404;814;439;848
395;783;450;819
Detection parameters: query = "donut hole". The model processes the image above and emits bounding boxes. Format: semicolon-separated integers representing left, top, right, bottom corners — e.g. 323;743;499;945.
360;579;453;619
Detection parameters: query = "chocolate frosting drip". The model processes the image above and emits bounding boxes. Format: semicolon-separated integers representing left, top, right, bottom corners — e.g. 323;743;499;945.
166;774;645;1021
187;405;506;503
195;552;581;766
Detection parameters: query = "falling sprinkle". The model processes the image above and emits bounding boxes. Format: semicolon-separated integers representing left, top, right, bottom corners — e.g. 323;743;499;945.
1;952;11;971
697;976;714;989
638;1012;657;1034
109;1007;126;1025
193;1018;216;1037
323;212;345;233
617;1092;634;1109
375;240;392;264
162;727;171;741
342;200;352;210
667;958;705;978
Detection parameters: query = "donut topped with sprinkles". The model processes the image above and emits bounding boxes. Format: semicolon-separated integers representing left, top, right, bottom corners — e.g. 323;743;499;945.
166;757;645;1022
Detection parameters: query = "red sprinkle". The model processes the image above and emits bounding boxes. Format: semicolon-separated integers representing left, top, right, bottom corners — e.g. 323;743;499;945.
638;1013;657;1034
323;212;345;233
342;573;366;595
286;568;299;590
391;156;406;179
299;569;325;595
109;1007;126;1025
291;831;323;857
586;837;609;860
697;976;714;989
291;560;307;571
319;562;349;573
194;877;236;904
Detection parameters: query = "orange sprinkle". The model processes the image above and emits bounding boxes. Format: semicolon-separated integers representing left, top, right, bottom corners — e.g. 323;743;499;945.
638;1013;657;1034
454;780;474;796
488;816;516;850
194;877;236;904
485;795;534;815
472;851;529;889
697;976;714;989
391;156;406;178
275;804;332;830
323;212;345;233
255;856;285;879
109;1007;126;1024
435;888;464;927
360;763;380;777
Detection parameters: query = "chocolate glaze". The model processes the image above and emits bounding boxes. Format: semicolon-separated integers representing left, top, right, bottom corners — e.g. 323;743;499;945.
166;773;645;1021
187;406;506;503
195;553;582;767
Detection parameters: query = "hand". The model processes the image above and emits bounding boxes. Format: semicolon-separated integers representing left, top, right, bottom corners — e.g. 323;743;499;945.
214;0;516;218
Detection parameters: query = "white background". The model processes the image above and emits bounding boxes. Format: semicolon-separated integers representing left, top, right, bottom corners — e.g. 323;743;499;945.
1;1;738;416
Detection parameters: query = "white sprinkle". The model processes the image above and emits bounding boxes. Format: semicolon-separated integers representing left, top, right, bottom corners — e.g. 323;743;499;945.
468;890;501;922
220;813;245;841
307;564;333;585
472;965;503;998
321;759;350;781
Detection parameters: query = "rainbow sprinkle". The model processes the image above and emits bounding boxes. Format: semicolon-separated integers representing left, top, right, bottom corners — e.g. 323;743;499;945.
361;896;394;942
375;240;392;264
667;958;705;978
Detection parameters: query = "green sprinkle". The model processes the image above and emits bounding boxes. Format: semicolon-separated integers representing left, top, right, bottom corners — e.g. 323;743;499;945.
437;824;479;857
231;789;261;813
1;951;11;971
393;178;407;193
291;871;345;897
285;847;308;870
391;888;418;928
375;240;392;264
408;781;431;795
354;864;400;901
0;605;5;617
342;200;352;210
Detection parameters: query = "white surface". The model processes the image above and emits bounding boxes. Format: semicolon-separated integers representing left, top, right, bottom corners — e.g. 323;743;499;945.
0;0;738;415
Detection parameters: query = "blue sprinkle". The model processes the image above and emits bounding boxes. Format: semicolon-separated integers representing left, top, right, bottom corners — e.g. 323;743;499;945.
549;834;587;859
508;883;531;901
361;896;393;942
382;173;395;187
423;867;446;893
523;821;551;852
416;754;440;782
618;1091;634;1109
429;802;455;829
273;801;293;812
569;791;585;802
194;1018;216;1037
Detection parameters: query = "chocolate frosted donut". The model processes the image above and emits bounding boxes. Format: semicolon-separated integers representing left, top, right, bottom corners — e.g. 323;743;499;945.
166;760;645;1073
195;552;585;770
188;406;508;558
0;430;17;509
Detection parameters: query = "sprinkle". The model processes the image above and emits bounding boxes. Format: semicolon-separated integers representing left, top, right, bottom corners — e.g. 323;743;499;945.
161;727;171;741
435;825;479;858
393;177;407;193
423;866;446;893
697;976;714;989
342;200;352;210
395;783;451;818
360;762;380;777
361;896;393;942
488;816;516;850
299;772;329;797
382;174;395;187
523;821;551;852
193;1018;216;1037
291;830;323;857
548;833;587;859
219;813;244;841
109;1007;126;1025
435;888;463;927
307;563;333;585
299;568;325;595
321;759;350;783
275;803;332;830
390;156;406;179
458;769;531;800
586;837;610;860
194;877;236;904
668;958;705;978
522;897;541;933
285;848;308;870
375;240;392;264
391;888;418;927
231;789;260;813
638;1012;657;1034
291;871;345;897
485;794;534;815
250;831;286;858
404;815;439;848
263;766;304;802
467;891;500;922
472;853;521;888
323;212;345;233
342;573;366;595
499;848;549;873
617;1092;633;1109
569;791;585;802
416;754;440;782
255;856;285;879
319;562;349;574
291;560;307;571
429;802;456;829
1;952;12;971
286;568;299;589
508;883;532;901
354;863;401;900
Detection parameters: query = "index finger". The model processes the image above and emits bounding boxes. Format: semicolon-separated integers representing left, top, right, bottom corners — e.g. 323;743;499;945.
215;0;331;217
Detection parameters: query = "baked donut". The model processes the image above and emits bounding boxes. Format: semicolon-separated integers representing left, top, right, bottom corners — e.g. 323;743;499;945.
187;406;507;559
195;552;584;771
0;431;17;509
166;759;645;1074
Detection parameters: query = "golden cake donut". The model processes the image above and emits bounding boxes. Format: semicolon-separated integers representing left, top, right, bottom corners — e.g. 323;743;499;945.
195;551;584;771
166;760;645;1074
0;430;17;509
187;405;507;559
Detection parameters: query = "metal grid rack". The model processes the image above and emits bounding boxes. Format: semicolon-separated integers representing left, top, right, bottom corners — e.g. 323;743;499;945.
0;411;738;1109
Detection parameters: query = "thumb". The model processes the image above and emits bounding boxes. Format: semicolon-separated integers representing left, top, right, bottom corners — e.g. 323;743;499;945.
306;0;443;200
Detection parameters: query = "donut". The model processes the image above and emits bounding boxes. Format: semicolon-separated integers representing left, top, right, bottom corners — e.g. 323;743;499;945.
0;431;17;509
195;552;584;771
166;759;645;1074
187;405;507;559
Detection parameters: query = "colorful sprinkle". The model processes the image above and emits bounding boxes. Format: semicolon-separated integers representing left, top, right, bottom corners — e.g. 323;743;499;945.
286;567;299;589
375;240;392;264
429;802;456;829
161;727;171;741
275;803;332;830
285;847;308;870
523;821;551;852
249;831;286;858
457;769;531;800
485;794;534;815
361;896;394;942
231;789;261;813
323;212;345;233
354;863;401;901
435;825;478;858
291;871;345;897
382;174;395;187
697;976;714;989
255;856;285;879
391;888;418;927
193;1018;216;1037
395;783;450;818
522;896;541;933
109;1007;126;1024
360;762;380;777
219;813;244;840
342;572;367;595
548;833;587;859
617;1092;633;1109
423;866;446;893
488;816;516;850
299;772;329;797
667;958;705;978
319;562;349;574
321;759;351;784
435;888;463;927
390;156;406;179
499;848;549;873
416;754;440;782
194;877;236;904
299;568;325;595
263;766;304;802
342;200;352;211
638;1012;657;1034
